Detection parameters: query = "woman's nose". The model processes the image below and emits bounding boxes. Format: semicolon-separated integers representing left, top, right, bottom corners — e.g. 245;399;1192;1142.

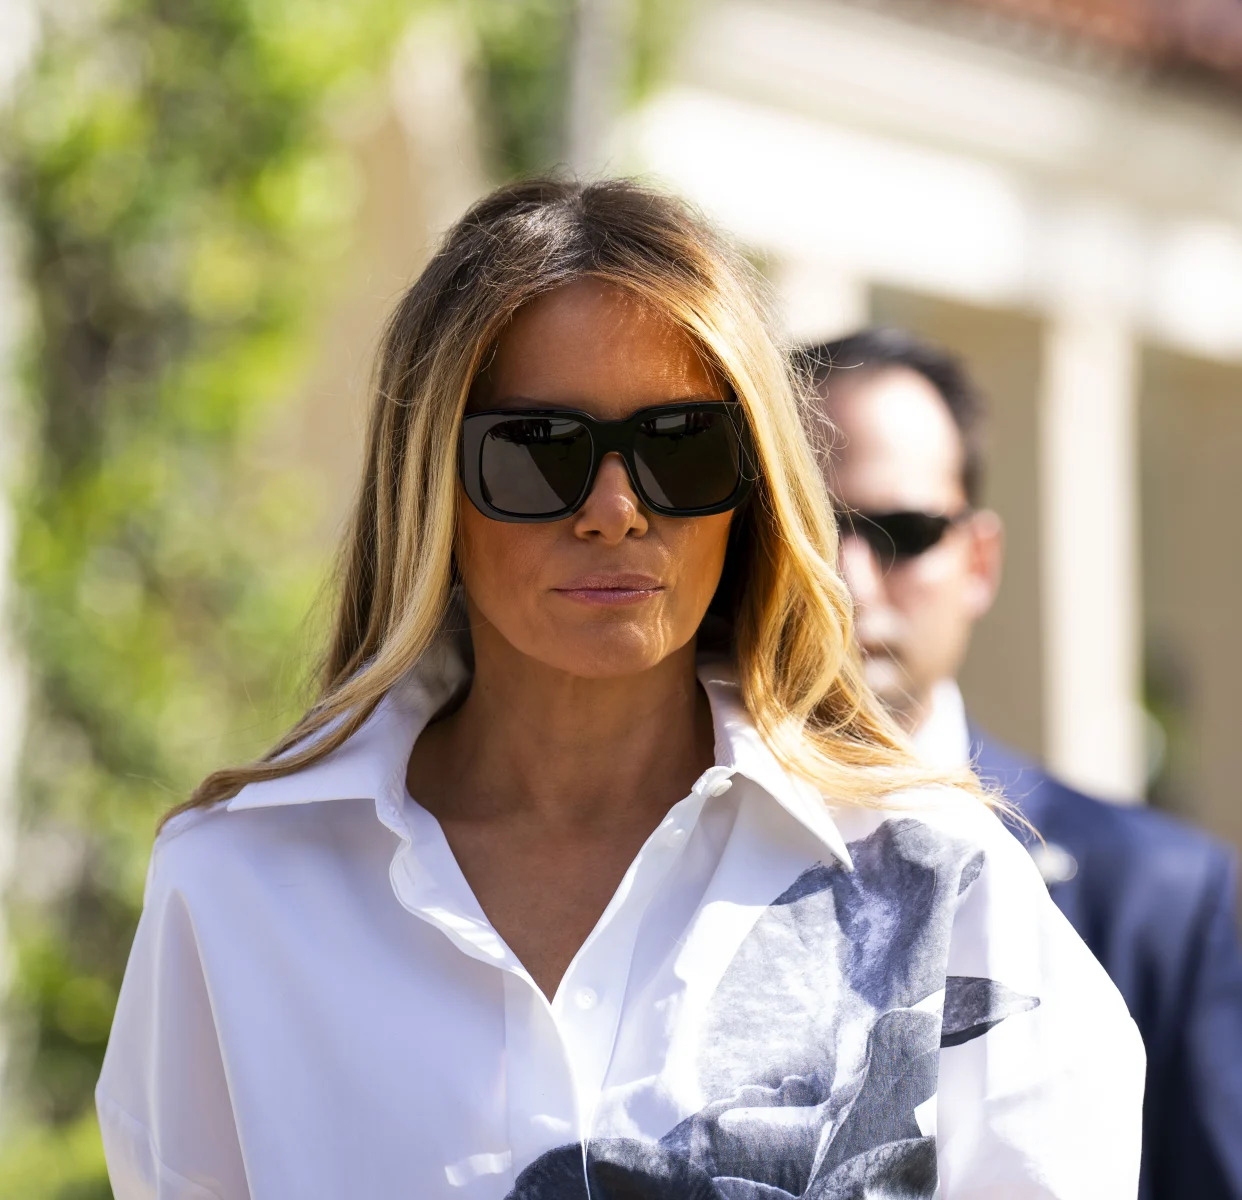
572;453;648;542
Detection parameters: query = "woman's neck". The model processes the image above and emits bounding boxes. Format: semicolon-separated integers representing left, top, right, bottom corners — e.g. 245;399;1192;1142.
407;634;715;831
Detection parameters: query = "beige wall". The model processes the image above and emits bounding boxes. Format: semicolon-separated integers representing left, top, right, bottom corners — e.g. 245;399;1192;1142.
1140;348;1242;853
280;108;432;551
265;15;486;559
870;286;1046;762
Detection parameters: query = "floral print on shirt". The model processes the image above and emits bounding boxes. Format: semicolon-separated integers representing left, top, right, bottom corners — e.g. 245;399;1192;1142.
507;818;1040;1199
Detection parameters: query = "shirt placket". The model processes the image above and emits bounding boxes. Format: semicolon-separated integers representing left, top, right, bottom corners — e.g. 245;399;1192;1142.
389;827;582;1186
549;771;733;1138
381;792;562;1191
382;767;735;1191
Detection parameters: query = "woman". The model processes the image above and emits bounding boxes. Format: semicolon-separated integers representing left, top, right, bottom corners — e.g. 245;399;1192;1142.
97;179;1142;1199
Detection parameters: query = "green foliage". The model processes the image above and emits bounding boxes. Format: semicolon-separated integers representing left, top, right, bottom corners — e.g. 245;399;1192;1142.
470;0;577;176
2;0;409;1189
0;1110;110;1200
628;0;690;106
469;0;687;179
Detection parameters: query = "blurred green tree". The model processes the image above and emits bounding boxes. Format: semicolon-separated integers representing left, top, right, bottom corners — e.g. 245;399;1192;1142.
0;0;677;1193
472;0;576;175
1;1;411;1193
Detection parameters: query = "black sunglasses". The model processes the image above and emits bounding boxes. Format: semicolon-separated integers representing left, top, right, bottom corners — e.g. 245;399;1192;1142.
836;508;971;570
459;401;754;523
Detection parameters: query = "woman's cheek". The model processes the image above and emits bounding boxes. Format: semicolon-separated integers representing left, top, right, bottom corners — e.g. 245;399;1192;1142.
457;516;552;622
676;515;732;607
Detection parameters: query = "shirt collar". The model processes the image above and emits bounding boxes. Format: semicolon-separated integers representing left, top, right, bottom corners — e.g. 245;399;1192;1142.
911;678;972;771
228;636;853;871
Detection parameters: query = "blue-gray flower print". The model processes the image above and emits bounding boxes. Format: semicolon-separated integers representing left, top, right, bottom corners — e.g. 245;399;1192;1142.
506;818;1040;1199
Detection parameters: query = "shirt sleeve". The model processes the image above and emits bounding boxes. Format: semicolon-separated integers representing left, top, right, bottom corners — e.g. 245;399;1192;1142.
96;821;250;1200
934;809;1146;1199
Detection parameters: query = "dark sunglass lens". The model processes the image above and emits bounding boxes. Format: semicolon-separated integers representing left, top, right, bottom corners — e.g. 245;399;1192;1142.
852;512;951;566
836;510;954;568
479;417;591;516
633;409;741;510
885;512;951;557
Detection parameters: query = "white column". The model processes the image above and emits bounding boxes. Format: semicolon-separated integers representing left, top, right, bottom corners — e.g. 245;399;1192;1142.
772;257;868;344
1039;310;1144;801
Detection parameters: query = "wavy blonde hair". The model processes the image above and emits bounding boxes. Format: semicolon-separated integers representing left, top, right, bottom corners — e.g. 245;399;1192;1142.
167;177;986;828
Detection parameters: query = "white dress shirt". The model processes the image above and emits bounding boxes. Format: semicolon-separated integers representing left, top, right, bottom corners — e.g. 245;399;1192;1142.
97;640;1144;1199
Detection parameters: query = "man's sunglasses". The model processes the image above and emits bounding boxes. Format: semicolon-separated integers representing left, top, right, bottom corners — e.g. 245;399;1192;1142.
836;508;971;570
459;401;753;523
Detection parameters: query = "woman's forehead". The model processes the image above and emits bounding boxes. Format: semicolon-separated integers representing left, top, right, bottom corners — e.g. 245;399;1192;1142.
473;279;727;415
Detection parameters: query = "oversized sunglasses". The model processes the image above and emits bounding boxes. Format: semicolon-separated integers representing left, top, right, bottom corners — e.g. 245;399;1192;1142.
459;402;754;523
836;508;971;570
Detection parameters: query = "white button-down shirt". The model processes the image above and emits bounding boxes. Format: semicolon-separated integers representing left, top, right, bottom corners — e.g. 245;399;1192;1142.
97;643;1144;1199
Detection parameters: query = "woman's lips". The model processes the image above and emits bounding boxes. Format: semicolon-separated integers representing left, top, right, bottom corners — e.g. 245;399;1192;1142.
552;574;665;606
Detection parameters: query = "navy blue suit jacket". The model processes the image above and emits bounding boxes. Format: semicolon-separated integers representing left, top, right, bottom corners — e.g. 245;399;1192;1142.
973;733;1242;1200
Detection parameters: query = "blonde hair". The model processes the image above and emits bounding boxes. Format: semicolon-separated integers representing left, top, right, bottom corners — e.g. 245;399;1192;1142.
167;177;986;828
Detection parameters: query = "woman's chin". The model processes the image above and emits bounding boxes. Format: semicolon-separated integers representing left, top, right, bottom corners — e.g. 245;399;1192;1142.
521;624;684;681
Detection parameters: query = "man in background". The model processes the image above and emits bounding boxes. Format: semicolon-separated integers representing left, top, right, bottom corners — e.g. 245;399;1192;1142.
805;327;1242;1200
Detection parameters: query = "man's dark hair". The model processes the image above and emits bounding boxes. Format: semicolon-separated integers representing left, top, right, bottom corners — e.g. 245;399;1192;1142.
800;327;988;507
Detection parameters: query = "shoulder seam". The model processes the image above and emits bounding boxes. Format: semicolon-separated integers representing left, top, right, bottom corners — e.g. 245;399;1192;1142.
154;802;232;851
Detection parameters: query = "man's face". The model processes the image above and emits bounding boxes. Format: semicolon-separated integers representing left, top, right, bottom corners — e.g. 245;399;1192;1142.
823;367;1002;732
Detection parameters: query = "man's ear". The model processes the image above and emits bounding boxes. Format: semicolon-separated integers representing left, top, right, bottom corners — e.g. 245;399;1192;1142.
964;509;1004;621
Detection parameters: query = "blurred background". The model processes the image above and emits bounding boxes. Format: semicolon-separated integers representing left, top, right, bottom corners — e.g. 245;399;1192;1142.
0;0;1240;1192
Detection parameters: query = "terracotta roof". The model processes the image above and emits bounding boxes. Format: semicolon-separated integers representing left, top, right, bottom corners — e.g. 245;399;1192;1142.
948;0;1242;82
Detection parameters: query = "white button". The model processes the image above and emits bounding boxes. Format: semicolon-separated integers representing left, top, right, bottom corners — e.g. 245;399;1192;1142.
665;827;688;849
574;987;598;1011
707;777;733;797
